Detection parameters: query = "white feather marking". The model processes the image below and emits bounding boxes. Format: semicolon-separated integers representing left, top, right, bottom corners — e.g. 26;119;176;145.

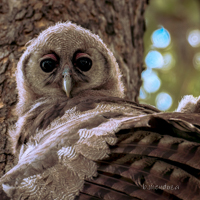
29;101;46;112
21;176;39;196
57;146;77;161
20;142;38;161
2;184;15;197
18;144;25;161
78;129;93;139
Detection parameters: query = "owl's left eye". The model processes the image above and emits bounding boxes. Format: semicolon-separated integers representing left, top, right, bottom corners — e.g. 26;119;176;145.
40;59;57;73
73;52;92;72
75;57;92;72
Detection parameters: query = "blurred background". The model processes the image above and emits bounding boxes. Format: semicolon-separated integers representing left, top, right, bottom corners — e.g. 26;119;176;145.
140;0;200;111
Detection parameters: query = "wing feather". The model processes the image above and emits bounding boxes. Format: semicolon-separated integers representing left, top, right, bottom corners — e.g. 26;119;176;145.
1;98;200;199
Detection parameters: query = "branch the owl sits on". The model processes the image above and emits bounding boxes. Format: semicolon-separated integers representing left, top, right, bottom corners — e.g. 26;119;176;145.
1;21;200;200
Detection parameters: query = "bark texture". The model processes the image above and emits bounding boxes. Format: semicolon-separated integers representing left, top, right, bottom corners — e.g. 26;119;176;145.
0;0;148;175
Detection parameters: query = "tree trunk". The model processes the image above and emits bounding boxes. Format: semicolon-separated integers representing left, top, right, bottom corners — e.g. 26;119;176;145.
0;0;148;175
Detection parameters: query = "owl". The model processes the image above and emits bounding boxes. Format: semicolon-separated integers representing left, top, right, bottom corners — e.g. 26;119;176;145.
1;22;200;200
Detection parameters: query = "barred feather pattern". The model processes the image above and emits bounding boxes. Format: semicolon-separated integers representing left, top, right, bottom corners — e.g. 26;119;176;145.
0;97;158;200
1;97;200;200
77;113;200;200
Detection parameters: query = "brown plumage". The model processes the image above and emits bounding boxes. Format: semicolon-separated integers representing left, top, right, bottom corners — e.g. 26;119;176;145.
11;21;124;155
1;21;200;200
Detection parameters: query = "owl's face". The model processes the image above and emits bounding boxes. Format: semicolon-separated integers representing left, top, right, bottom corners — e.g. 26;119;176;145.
16;22;124;114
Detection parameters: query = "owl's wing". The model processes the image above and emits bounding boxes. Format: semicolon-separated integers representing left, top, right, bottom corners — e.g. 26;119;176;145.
77;112;200;200
1;98;200;200
0;97;157;200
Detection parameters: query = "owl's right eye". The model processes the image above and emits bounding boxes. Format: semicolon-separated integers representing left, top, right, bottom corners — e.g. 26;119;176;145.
40;53;59;73
40;59;57;73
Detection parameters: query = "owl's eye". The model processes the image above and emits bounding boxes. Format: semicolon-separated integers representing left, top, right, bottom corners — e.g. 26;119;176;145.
75;57;92;72
40;59;57;73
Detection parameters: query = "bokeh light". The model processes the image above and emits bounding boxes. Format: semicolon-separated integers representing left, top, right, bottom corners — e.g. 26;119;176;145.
155;92;172;111
162;53;174;70
187;29;200;47
142;69;161;93
145;50;164;68
193;52;200;70
142;0;200;111
139;88;147;99
151;27;171;48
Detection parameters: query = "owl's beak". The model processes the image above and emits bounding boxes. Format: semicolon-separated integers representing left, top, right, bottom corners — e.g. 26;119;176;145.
62;68;72;98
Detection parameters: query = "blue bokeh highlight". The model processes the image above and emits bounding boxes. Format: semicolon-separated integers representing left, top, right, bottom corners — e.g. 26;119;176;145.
142;69;161;93
152;27;171;48
145;50;164;69
156;92;172;111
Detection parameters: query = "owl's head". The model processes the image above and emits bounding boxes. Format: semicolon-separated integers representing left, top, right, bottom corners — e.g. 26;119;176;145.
16;21;124;116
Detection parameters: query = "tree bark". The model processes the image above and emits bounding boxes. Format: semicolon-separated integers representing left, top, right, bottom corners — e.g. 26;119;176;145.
0;0;148;175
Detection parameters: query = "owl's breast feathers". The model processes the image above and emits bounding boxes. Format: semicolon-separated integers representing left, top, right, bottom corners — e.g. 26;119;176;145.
1;96;200;200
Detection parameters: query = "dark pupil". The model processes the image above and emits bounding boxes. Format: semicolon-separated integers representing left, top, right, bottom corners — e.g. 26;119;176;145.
40;59;56;73
76;57;92;72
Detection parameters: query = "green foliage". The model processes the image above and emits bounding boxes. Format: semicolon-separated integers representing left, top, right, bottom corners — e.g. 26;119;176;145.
141;0;200;111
